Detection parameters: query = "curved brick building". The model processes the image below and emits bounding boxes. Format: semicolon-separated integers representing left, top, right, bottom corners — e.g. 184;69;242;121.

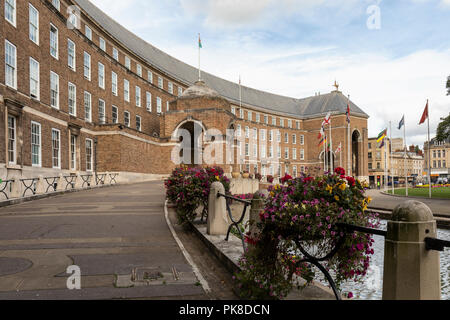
0;0;369;183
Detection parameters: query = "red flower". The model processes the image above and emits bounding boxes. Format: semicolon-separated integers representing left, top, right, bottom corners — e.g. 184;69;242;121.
334;167;346;176
281;174;293;184
346;176;356;187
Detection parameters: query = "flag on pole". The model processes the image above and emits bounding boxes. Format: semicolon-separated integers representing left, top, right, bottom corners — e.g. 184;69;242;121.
335;142;342;154
419;100;429;125
317;126;325;140
323;112;331;126
398;115;405;130
377;128;387;148
319;135;327;147
377;128;387;143
198;34;202;49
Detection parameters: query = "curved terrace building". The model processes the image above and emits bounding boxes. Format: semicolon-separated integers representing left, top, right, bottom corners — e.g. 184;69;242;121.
0;0;369;183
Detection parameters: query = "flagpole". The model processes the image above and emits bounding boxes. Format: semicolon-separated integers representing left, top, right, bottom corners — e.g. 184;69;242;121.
404;117;408;197
427;99;431;199
390;121;394;195
384;129;388;192
347;95;351;177
239;75;242;108
329;117;333;173
198;33;201;81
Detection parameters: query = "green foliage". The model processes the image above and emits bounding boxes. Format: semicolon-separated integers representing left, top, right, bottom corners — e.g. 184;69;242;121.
165;166;230;226
436;114;450;142
234;168;379;300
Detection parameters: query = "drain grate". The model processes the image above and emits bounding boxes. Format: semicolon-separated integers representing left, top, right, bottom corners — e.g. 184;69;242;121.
131;267;163;282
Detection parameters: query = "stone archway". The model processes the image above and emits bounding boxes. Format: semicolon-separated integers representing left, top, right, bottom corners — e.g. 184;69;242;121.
174;120;205;167
352;130;361;177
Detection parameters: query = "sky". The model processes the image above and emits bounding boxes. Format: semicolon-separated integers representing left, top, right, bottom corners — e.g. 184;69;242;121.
90;0;450;148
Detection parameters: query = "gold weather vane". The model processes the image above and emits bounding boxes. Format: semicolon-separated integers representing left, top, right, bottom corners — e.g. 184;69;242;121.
333;80;339;91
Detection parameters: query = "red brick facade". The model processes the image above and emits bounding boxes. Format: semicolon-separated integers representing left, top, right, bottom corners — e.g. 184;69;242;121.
0;0;369;181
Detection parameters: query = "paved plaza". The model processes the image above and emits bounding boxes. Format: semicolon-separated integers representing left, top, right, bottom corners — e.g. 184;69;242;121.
0;182;213;300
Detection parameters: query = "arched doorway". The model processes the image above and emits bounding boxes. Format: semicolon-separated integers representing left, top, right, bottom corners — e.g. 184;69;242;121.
174;120;205;167
352;130;360;177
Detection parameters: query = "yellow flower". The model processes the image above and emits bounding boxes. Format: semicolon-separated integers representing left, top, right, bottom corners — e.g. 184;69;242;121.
326;185;333;194
334;195;340;201
339;183;347;191
216;176;220;181
367;197;372;204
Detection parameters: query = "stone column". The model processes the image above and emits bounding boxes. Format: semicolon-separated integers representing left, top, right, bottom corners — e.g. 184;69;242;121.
10;178;21;199
382;200;441;300
74;173;83;189
207;182;228;236
248;190;267;239
56;173;65;191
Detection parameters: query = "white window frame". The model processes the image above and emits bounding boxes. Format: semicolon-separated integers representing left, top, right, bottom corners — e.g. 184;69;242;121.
7;115;16;165
68;39;76;70
124;111;130;127
136;86;141;107
300;149;305;160
84;91;92;122
124;79;130;102
148;71;153;83
146;92;152;112
168;82;173;94
293;148;297;160
292;134;297;144
5;40;17;89
70;134;77;171
300;135;305;145
125;56;131;70
98;99;106;124
111;71;118;96
158;76;163;89
85;139;93;172
51;128;61;169
68;82;76;116
136;64;142;77
98;62;105;89
50;24;59;59
85;25;92;40
156;97;162;114
178;87;183;96
112;105;118;124
29;57;40;100
31;121;42;167
29;4;39;45
112;48;119;61
99;37;106;51
136;115;142;132
50;71;59;109
5;0;16;27
52;0;60;11
84;52;91;80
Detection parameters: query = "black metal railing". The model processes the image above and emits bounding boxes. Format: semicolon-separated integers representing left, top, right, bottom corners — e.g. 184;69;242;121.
0;180;13;200
20;178;39;197
95;173;106;186
44;176;60;193
294;222;450;300
109;173;118;184
63;175;77;190
80;174;93;188
217;193;252;251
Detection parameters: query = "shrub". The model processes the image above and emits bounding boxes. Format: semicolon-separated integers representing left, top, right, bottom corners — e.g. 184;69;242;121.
165;166;230;225
234;167;379;299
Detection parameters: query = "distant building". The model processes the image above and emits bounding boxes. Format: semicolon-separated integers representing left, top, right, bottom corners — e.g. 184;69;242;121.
424;136;450;183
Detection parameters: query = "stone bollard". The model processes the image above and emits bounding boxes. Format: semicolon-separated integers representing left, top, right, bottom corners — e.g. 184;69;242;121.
248;190;267;242
207;182;228;236
35;175;45;194
382;200;441;300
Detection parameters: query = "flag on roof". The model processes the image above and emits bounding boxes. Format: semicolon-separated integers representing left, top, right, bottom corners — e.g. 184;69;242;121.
419;100;429;125
198;34;202;49
398;115;405;130
377;128;387;143
346;103;351;124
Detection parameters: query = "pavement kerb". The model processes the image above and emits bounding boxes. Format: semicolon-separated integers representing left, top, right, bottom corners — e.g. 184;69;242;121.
163;200;211;294
380;191;448;201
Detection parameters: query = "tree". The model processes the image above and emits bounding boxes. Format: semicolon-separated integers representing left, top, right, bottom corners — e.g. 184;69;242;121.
447;75;450;95
436;114;450;142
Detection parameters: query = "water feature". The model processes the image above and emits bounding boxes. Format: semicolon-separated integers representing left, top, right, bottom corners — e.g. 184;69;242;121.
318;221;450;300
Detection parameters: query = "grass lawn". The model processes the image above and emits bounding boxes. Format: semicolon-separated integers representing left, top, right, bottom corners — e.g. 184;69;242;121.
386;187;450;199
